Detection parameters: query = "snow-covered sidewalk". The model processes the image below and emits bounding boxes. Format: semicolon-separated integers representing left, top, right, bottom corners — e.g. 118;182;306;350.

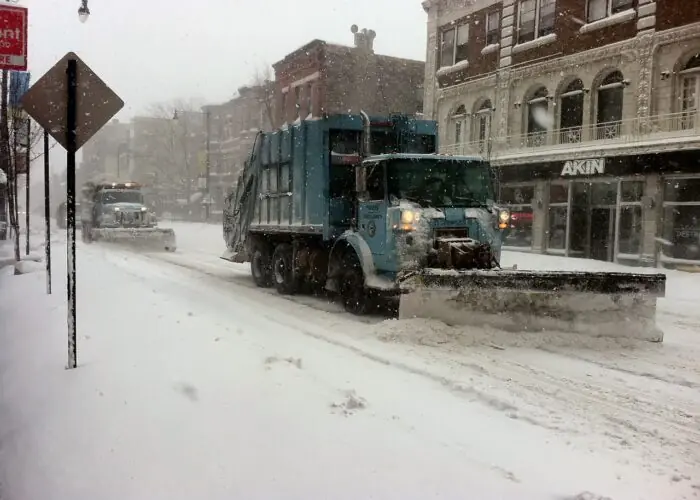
1;226;699;499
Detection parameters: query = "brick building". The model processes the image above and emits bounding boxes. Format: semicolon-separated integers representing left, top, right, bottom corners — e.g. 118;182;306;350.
204;83;273;212
423;0;700;267
272;26;425;127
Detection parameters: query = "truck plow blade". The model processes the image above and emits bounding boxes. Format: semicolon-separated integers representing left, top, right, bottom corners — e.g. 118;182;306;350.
398;269;667;342
91;227;177;251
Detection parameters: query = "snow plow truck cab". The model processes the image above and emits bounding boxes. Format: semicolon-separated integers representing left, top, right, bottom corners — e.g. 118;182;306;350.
221;112;666;342
81;181;176;251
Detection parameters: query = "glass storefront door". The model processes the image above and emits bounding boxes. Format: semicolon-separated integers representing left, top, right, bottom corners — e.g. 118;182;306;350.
568;181;618;261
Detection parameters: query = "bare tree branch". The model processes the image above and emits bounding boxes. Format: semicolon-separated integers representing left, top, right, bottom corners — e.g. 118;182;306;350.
250;65;275;131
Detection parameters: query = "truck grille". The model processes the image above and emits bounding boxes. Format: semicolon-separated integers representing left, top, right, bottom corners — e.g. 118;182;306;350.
433;228;469;248
119;212;142;226
434;228;468;239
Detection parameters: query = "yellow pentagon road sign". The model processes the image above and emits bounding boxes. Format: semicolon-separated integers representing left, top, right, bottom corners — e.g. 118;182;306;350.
20;52;124;152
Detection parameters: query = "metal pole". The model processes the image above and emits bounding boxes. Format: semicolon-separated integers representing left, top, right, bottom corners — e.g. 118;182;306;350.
205;109;211;221
66;58;78;370
11;116;19;261
25;118;30;255
43;128;51;294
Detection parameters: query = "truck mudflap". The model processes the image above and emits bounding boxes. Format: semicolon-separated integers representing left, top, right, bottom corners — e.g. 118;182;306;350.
91;227;177;251
220;247;248;263
398;269;667;343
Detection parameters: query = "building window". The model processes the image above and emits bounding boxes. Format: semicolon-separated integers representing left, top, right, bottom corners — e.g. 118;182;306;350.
440;23;469;68
526;86;549;147
500;184;535;248
662;177;700;262
595;71;625;140
618;180;644;257
548;182;569;251
306;83;314;118
679;54;700;129
517;0;556;45
587;0;634;23
558;79;584;144
473;99;493;154
486;11;500;45
294;86;301;119
450;105;467;150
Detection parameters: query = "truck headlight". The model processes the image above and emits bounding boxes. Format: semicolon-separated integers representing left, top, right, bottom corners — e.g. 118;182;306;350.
395;209;420;231
498;209;510;229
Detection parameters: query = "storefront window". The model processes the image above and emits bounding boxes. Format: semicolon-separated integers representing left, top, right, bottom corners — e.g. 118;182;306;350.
662;177;700;261
617;180;644;257
548;182;568;251
500;184;535;248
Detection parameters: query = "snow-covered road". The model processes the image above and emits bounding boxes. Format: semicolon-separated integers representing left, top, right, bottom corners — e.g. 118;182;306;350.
1;221;699;499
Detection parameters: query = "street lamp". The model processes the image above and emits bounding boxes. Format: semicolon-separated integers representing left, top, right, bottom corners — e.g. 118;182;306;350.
78;0;90;23
173;108;212;221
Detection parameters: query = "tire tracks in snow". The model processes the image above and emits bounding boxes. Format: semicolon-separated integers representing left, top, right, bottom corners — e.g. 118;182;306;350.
414;346;700;479
95;243;700;484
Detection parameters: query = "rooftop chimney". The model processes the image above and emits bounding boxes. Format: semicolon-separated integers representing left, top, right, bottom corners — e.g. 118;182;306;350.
350;24;376;53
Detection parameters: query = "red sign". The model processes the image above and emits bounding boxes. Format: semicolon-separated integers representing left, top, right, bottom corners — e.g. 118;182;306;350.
0;5;27;71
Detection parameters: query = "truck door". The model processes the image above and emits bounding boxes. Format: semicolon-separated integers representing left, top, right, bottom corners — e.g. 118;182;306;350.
357;164;387;256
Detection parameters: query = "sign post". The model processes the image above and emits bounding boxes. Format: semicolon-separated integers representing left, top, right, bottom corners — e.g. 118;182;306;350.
65;59;77;368
43;128;51;294
21;52;124;369
24;118;29;255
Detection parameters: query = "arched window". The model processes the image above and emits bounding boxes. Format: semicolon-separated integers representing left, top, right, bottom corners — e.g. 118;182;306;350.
451;105;467;146
527;86;549;147
559;79;584;144
473;99;493;153
596;71;624;139
679;53;700;129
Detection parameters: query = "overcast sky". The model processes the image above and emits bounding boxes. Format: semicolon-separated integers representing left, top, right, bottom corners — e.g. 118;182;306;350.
24;0;428;120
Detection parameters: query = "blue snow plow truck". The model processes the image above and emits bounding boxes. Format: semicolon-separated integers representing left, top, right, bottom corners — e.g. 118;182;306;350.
221;113;666;342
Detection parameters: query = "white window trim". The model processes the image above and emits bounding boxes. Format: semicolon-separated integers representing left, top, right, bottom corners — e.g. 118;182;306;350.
439;23;469;69
516;0;556;45
579;8;635;34
680;72;700;114
486;11;501;45
513;33;557;54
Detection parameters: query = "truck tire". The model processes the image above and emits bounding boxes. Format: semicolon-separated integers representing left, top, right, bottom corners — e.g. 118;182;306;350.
251;245;273;288
271;243;299;295
339;253;372;316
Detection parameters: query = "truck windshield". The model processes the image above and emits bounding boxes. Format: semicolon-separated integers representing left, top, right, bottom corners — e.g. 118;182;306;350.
101;190;144;205
385;158;494;208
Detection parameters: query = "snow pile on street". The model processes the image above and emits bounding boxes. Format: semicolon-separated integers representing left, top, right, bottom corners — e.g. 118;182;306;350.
1;236;695;499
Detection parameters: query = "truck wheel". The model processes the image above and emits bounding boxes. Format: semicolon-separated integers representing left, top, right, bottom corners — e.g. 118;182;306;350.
340;254;371;315
272;243;299;295
251;245;273;288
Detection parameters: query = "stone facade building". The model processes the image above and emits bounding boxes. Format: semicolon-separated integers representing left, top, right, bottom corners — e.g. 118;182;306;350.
272;26;425;127
423;0;700;267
